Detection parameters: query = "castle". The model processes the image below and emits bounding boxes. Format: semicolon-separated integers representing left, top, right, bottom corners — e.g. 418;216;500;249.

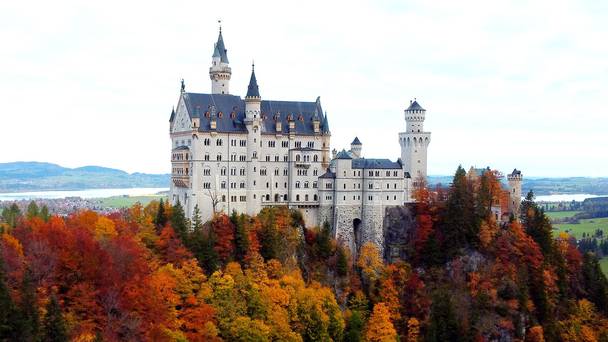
169;27;522;253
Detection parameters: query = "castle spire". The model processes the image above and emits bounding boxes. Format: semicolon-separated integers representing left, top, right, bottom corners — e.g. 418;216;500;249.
246;63;260;98
322;111;330;134
215;24;229;64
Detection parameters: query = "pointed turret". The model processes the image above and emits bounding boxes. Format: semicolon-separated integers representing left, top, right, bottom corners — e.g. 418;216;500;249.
321;111;331;134
246;64;260;98
215;28;229;63
209;25;231;94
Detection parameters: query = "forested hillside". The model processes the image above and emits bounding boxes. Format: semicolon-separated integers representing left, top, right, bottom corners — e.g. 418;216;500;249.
2;167;608;341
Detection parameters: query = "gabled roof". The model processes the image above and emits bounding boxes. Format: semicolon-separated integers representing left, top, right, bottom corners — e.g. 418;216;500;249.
351;158;402;169
406;100;425;111
510;168;521;176
351;137;362;145
180;92;327;135
335;149;352;160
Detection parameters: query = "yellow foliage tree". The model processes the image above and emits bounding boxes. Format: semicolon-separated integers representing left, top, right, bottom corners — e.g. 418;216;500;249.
93;216;117;241
357;242;384;285
407;317;420;342
365;303;397;342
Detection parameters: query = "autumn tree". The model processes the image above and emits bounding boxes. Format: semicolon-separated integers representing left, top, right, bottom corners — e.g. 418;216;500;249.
357;242;384;287
365;303;397;342
212;214;235;263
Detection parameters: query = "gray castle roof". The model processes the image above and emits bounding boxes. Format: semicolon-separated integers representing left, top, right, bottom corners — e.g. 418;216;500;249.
335;150;353;159
321;110;330;134
351;137;362;145
352;158;402;170
176;92;329;136
215;30;229;63
406;100;425;111
246;66;260;98
319;170;336;179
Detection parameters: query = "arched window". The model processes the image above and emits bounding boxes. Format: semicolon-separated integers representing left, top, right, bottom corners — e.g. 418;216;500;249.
296;194;300;201
314;194;318;201
296;154;301;162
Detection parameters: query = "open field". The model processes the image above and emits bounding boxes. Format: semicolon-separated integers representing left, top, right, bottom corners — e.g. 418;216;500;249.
553;217;608;239
545;211;581;220
95;195;166;208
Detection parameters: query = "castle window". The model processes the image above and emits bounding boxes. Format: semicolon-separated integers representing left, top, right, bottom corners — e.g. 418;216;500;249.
313;169;318;176
296;195;300;201
284;155;288;162
343;184;346;189
221;181;226;189
240;182;245;188
284;194;288;201
368;196;373;201
394;195;397;200
369;171;373;177
386;171;390;177
284;182;287;188
343;196;346;201
203;168;211;176
308;141;314;148
266;182;269;188
304;181;309;188
274;168;279;176
217;154;222;161
216;139;222;146
295;141;302;148
296;155;301;162
313;182;317;188
221;167;226;176
296;181;300;188
369;183;373;189
326;182;332;189
230;168;236;176
284;169;288;176
282;141;289;148
305;194;309;201
266;156;270;162
260;168;267;176
205;154;210;161
314;194;318;201
375;171;380;177
387;184;390;189
240;168;246;176
275;156;279;162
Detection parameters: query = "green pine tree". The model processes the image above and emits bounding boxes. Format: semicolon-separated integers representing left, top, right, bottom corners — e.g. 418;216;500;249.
232;212;250;262
442;166;478;258
39;206;50;222
154;199;167;230
41;295;68;342
1;203;22;228
170;199;189;242
0;256;18;340
26;202;40;220
17;269;40;341
426;290;461;342
336;246;348;277
345;310;364;342
317;221;332;259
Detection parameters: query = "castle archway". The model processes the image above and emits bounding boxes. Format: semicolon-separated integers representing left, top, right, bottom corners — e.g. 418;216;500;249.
353;218;362;250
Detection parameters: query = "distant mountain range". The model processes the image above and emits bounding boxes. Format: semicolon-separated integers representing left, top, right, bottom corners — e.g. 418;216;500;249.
428;175;608;196
1;162;607;196
0;162;169;193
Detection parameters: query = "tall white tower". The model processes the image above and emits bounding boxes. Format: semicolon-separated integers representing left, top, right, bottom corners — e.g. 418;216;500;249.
244;64;262;215
399;100;431;184
209;26;231;94
508;169;523;217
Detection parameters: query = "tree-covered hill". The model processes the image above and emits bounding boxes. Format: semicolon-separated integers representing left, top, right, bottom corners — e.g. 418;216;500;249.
0;162;168;192
3;167;608;341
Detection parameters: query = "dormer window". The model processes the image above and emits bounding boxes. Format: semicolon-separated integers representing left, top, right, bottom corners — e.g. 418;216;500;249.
205;111;210;118
218;112;223;118
230;112;236;119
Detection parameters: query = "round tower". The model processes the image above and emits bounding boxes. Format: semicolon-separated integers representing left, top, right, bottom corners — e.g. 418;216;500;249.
508;169;523;217
399;100;431;183
209;26;231;94
244;64;262;215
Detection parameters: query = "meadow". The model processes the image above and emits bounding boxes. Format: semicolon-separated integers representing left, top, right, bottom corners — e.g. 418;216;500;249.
95;194;166;208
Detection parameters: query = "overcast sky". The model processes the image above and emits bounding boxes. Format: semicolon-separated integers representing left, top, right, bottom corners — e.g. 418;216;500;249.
1;0;607;177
